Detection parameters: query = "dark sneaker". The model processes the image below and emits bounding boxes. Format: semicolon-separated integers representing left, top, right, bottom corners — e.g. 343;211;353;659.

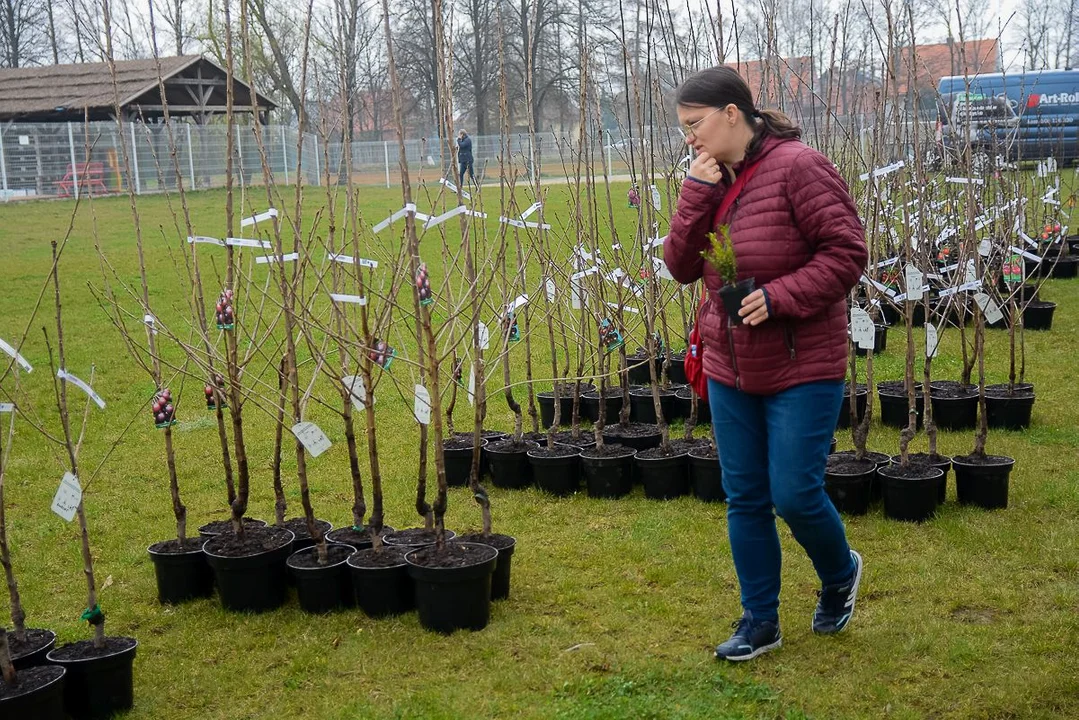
813;549;863;635
714;612;782;662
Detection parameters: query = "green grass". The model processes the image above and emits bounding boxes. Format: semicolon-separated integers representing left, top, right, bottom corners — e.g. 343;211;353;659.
1;178;1078;719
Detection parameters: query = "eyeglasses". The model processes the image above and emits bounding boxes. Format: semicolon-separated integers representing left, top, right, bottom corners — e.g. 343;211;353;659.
681;107;723;138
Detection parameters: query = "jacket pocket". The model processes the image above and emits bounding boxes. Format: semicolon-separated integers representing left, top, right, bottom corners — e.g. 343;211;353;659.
783;325;797;360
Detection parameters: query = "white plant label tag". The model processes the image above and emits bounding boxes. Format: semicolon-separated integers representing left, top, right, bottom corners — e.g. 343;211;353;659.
144;314;158;336
850;307;875;350
1009;246;1042;263
292;422;331;457
0;403;13;413
329;293;367;305
51;472;81;522
973;293;1005;324
240;208;278;228
413;385;432;425
467;367;476;407
342;375;367;411
0;337;32;372
255;252;299;264
225;237;273;249
424;205;468;229
327;253;378;268
508;295;529;313
187;236;225;246
650;185;662;209
926;323;940;358
904;264;924;301
57;369;105;409
571;280;582;310
964;260;978;285
545;278;556;302
978;239;992;257
477;323;490;350
521;201;542;219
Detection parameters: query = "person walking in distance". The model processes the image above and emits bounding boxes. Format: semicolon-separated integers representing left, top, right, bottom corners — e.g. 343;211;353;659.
664;66;869;662
457;130;476;187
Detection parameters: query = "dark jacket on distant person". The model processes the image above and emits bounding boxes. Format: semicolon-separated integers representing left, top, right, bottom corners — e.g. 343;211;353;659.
458;135;473;163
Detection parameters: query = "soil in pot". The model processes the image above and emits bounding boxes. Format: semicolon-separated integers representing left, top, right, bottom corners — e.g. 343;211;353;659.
902;452;952;503
581;389;624;426
0;664;66;719
147;537;214;604
602;422;662;451
197;516;267;538
487;439;538;489
837;383;868;429
1023;301;1056;331
9;628;57;669
635;446;689;500
287;543;355;613
202;525;294;612
688;445;724;502
443;436;488;487
548;430;597;449
528;444;582;496
405;542;498;633
878;463;943;522
384;527;457;548
453;532;516;600
829;450;890;504
47;637;137;720
824;456;877;515
929;381;978;431
877;380;924;429
580;443;636;498
985;383;1036;429
855;325;888;356
278;517;332;551
326;524;395;551
952;454;1015;509
348;545;413;617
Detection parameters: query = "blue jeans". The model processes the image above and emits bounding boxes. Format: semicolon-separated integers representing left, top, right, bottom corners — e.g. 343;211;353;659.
708;378;854;623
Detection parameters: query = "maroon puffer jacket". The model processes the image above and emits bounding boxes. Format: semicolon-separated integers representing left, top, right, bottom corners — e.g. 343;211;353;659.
664;136;867;395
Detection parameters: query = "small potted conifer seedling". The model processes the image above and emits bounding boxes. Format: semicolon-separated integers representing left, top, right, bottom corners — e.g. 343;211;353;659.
701;227;754;323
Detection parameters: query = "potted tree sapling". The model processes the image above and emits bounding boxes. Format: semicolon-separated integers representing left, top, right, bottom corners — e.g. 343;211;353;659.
42;240;137;720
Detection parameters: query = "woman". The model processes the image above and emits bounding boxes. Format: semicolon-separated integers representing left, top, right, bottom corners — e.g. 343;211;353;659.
663;66;868;662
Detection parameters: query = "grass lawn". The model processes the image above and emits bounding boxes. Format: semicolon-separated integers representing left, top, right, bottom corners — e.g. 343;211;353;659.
0;174;1078;720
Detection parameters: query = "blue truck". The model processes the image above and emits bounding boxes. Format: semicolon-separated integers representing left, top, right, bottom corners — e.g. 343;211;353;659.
934;69;1079;169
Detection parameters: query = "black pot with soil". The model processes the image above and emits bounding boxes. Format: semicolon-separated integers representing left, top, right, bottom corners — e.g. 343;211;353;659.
203;525;295;612
325;524;395;551
829;450;890;504
487;439;538;489
548;430;597;450
347;545;413;617
528;445;582;496
454;533;516;600
628;386;680;424
1050;256;1079;279
580;443;636;499
197;516;267;539
636;446;689;499
538;386;587;428
877;380;924;429
855;325;889;356
287;543;355;613
688;445;724;502
952;454;1015;509
1024;301;1056;331
929;381;978;431
985;383;1036;429
674;386;710;422
837;383;868;430
719;278;756;323
10;628;57;669
601;422;662;451
824;455;877;515
405;542;498;633
0;664;66;719
897;453;952;504
47;637;137;720
279;517;333;552
666;351;687;384
878;463;943;522
384;527;457;548
443;436;489;487
626;352;663;385
147;537;214;604
581;389;624;426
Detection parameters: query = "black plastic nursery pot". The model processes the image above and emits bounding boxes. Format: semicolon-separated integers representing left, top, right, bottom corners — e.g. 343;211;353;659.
636;447;689;500
197;516;267;539
878;464;943;523
1050;256;1079;279
601;422;662;451
279;518;334;552
487;439;538;489
454;533;517;600
581;390;623;426
325;525;395;551
627;353;663;385
580;444;636;499
985;384;1036;429
719;278;756;323
528;445;582;496
894;453;953;504
877;381;923;429
688;448;725;502
1023;301;1056;331
10;628;57;669
929;381;979;431
855;325;889;356
549;430;597;451
287;543;356;614
952;454;1015;510
384;528;457;548
628;387;680;424
348;545;414;617
837;384;868;430
406;542;498;634
147;537;214;604
674;386;710;422
538;392;575;428
0;665;66;720
666;353;687;384
203;526;295;613
47;637;137;720
443;437;488;488
824;456;877;515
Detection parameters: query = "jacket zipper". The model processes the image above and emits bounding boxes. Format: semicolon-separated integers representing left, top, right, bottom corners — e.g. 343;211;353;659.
784;326;797;360
727;316;742;390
